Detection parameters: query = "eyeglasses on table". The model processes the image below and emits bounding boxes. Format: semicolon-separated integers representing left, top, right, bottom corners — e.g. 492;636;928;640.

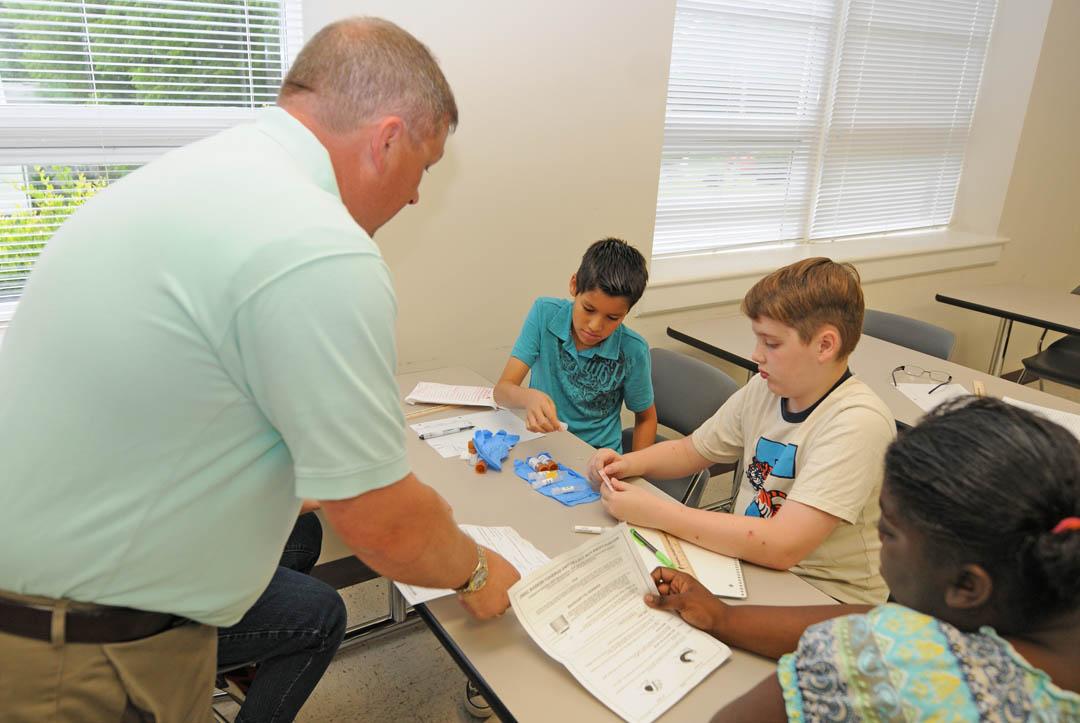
891;365;953;394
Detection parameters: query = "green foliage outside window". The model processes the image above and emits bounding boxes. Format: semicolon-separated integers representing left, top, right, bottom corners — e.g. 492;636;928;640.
0;166;111;297
0;0;283;106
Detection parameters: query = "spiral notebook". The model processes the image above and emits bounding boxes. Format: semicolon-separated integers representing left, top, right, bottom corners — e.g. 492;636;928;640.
635;527;747;599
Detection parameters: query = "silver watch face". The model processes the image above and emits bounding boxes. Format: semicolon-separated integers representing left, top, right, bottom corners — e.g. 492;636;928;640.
457;547;489;593
467;564;489;592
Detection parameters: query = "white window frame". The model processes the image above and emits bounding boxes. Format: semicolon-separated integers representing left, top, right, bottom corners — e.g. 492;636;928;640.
638;0;1049;316
0;0;303;325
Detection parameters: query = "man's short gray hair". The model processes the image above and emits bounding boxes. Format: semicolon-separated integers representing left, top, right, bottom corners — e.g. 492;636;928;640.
279;17;457;139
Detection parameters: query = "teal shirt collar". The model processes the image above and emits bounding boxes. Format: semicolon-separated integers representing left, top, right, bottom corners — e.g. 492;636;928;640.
547;299;623;361
255;106;341;199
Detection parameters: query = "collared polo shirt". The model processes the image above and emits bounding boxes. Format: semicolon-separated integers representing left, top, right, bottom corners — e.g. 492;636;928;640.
0;107;409;626
510;297;653;451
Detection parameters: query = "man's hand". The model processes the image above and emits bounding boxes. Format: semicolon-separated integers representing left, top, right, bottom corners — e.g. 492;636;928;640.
645;567;728;634
456;548;520;620
523;389;560;433
599;477;672;528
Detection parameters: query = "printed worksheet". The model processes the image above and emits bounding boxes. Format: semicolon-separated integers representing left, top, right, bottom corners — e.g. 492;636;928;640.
1003;397;1080;442
394;525;550;605
509;525;731;723
895;382;968;413
410;409;549;458
404;382;498;408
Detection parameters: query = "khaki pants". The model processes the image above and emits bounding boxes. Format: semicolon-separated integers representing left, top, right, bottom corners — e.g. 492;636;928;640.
0;592;217;723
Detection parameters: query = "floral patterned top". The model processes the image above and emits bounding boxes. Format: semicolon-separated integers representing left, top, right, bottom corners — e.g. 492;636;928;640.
778;604;1080;721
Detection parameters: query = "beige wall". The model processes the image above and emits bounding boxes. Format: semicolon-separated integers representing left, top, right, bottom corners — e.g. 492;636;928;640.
306;1;677;382
306;1;1080;386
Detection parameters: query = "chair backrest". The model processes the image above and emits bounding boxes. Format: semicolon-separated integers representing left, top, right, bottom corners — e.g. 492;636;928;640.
650;348;740;437
862;308;956;360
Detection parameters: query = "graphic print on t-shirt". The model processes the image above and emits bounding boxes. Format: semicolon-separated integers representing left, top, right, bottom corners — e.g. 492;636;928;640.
556;346;627;414
744;437;797;518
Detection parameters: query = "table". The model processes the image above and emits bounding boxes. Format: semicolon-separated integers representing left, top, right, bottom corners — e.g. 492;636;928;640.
935;284;1080;376
399;367;836;722
667;315;1080;429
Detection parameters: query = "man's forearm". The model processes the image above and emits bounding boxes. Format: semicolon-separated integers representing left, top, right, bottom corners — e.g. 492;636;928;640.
321;475;480;590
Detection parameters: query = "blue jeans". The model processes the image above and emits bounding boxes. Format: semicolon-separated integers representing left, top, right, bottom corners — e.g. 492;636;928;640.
217;513;347;723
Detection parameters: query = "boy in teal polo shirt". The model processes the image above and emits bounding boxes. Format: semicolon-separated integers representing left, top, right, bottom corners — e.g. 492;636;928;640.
495;238;657;452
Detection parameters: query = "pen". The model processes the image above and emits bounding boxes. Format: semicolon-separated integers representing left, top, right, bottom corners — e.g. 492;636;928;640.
418;424;475;440
630;528;675;568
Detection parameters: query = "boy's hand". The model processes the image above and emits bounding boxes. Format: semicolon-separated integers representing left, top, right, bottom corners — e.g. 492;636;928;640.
645;567;728;634
523;389;560;433
587;448;633;485
599;477;671;528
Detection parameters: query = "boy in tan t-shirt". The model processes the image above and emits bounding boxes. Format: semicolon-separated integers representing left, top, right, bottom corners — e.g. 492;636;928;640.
587;258;895;603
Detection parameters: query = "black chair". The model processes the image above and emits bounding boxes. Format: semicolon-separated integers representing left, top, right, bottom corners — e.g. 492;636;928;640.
621;348;740;509
863;308;956;360
1018;285;1080;390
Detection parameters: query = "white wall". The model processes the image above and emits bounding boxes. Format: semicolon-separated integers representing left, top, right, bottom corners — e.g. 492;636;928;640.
306;1;676;381
304;0;1080;384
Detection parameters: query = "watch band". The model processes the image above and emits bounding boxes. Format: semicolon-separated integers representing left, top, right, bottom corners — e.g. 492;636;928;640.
454;545;489;594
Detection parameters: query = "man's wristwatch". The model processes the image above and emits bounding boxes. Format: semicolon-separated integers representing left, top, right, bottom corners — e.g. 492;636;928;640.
454;545;489;594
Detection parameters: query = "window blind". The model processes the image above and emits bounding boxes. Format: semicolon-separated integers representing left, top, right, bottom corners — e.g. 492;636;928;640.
0;0;303;301
809;0;997;239
654;0;998;257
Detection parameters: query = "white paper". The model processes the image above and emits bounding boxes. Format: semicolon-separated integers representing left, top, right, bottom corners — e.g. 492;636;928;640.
404;382;497;408
1003;397;1080;442
895;382;969;413
509;525;731;723
410;409;548;459
394;525;551;606
633;528;746;600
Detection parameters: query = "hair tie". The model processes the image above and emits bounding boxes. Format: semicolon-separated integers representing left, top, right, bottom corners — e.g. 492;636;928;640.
1051;517;1080;534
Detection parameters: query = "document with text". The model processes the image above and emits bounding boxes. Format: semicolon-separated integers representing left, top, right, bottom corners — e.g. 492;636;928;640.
394;525;550;606
509;525;731;723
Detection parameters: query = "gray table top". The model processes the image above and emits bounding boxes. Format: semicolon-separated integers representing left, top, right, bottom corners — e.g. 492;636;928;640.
667;315;1080;428
935;283;1080;335
397;366;835;722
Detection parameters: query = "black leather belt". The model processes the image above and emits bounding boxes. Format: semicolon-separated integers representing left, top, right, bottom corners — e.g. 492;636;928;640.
0;594;187;644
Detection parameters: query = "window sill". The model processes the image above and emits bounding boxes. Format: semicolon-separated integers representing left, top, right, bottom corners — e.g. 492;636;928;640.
635;229;1006;316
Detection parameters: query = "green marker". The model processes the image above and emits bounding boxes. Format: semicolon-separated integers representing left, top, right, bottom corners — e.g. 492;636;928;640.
630;528;675;568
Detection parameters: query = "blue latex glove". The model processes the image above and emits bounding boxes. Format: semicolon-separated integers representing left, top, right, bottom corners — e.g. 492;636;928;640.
513;456;600;507
473;429;520;472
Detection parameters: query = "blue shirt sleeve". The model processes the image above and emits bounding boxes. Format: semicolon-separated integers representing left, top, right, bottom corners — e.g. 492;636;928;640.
509;299;544;368
622;336;654;413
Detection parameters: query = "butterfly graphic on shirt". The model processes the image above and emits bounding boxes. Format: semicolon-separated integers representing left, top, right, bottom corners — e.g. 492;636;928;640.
744;437;797;518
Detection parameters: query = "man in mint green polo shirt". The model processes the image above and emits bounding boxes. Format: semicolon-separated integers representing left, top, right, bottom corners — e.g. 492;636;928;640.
0;17;518;721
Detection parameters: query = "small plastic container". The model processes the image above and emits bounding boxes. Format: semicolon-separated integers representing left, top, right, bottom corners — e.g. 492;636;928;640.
467;440;476;454
475;460;487;474
548;485;578;494
528;472;567;489
526;453;555;472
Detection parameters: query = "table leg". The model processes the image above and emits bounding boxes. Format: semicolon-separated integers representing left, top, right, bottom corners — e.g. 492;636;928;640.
988;318;1012;376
